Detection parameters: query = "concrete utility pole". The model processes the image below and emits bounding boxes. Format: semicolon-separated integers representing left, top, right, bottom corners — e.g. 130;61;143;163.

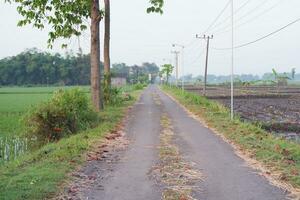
231;0;234;120
172;44;185;91
196;34;213;96
171;51;180;86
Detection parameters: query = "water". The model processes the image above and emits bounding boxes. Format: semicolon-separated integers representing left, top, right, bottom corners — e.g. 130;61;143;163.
0;136;30;163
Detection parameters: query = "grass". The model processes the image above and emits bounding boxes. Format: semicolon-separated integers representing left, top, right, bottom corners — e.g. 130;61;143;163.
0;86;90;94
0;88;142;200
161;85;300;190
0;86;90;138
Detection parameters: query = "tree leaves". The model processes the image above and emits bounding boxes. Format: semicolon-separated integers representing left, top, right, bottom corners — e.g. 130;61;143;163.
8;0;164;48
11;0;92;48
147;0;164;14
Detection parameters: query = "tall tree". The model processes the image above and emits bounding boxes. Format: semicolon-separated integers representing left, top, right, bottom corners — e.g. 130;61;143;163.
90;0;103;111
104;0;111;87
7;0;163;110
6;0;104;111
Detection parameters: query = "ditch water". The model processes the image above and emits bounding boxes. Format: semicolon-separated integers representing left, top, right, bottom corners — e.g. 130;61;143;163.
0;136;32;164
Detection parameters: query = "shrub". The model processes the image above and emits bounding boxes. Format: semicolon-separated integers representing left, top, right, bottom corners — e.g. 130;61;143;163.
133;83;145;90
106;87;133;106
24;88;99;141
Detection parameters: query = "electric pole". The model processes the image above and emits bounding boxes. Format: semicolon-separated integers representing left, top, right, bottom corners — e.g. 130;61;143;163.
171;51;180;86
172;44;185;91
196;34;213;96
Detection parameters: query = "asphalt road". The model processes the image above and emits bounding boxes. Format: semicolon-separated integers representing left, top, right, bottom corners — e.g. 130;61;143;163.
72;85;288;200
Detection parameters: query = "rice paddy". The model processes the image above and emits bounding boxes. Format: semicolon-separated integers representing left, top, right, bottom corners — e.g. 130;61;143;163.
0;86;89;163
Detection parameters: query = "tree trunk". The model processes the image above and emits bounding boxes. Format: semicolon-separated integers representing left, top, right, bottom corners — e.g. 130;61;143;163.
104;0;111;86
90;0;103;111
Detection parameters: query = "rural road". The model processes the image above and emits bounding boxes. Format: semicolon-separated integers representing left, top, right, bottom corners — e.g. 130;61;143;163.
70;85;288;200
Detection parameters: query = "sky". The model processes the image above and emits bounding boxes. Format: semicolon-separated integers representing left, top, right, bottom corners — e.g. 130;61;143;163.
1;0;300;77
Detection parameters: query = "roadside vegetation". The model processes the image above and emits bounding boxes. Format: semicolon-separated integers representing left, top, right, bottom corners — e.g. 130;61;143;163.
161;85;300;190
0;84;144;199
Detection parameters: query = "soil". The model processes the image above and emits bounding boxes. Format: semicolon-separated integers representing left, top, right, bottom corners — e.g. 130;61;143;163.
186;86;300;141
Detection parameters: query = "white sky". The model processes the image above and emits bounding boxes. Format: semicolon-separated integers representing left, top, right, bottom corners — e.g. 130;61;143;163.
1;0;300;76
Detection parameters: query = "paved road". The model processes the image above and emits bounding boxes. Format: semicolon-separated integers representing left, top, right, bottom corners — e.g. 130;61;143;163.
76;85;288;200
155;86;288;200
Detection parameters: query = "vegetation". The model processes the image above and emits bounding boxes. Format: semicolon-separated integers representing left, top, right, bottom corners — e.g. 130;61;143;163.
7;0;164;110
111;62;160;84
161;85;300;188
0;87;62;138
272;68;291;86
0;49;92;86
0;86;142;199
0;50;160;86
24;89;99;142
172;71;300;85
160;64;174;84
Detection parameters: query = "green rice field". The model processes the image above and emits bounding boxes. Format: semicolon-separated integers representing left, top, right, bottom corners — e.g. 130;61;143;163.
0;86;90;163
0;86;90;137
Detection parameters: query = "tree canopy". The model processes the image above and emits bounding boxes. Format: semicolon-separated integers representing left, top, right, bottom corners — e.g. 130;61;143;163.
6;0;164;48
0;49;160;86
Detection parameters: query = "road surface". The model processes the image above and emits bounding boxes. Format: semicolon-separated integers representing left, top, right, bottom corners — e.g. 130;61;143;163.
66;85;288;200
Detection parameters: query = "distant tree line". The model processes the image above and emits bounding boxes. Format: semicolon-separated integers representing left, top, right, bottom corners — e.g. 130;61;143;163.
177;71;300;85
0;49;160;86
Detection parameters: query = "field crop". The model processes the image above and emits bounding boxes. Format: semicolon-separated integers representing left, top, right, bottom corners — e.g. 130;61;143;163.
0;86;142;199
0;86;89;137
0;86;90;164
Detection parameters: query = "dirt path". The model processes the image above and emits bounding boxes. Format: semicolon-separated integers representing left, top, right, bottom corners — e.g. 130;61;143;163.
63;85;289;200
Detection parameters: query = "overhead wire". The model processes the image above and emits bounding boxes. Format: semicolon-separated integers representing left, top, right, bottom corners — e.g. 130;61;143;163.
214;0;284;35
211;0;270;34
212;16;300;50
202;0;231;34
209;0;252;32
184;0;231;70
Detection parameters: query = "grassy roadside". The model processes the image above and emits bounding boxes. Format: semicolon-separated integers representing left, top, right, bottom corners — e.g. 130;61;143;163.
161;85;300;190
0;89;142;200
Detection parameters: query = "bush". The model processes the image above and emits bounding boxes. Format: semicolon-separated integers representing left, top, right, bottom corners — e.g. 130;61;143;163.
106;87;133;106
133;83;146;90
24;88;99;141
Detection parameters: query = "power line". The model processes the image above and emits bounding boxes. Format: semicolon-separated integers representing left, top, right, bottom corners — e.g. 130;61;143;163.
212;0;270;34
213;16;300;50
210;0;252;32
214;0;284;35
203;0;231;33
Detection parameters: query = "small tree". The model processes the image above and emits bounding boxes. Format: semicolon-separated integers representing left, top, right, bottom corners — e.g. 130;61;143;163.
161;64;174;84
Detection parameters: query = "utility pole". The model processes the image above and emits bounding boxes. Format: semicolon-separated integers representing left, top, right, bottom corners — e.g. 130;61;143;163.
171;51;180;86
172;44;185;91
230;0;234;120
196;34;213;96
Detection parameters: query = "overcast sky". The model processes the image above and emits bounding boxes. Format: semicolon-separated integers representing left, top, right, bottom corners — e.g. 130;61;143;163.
1;0;300;76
